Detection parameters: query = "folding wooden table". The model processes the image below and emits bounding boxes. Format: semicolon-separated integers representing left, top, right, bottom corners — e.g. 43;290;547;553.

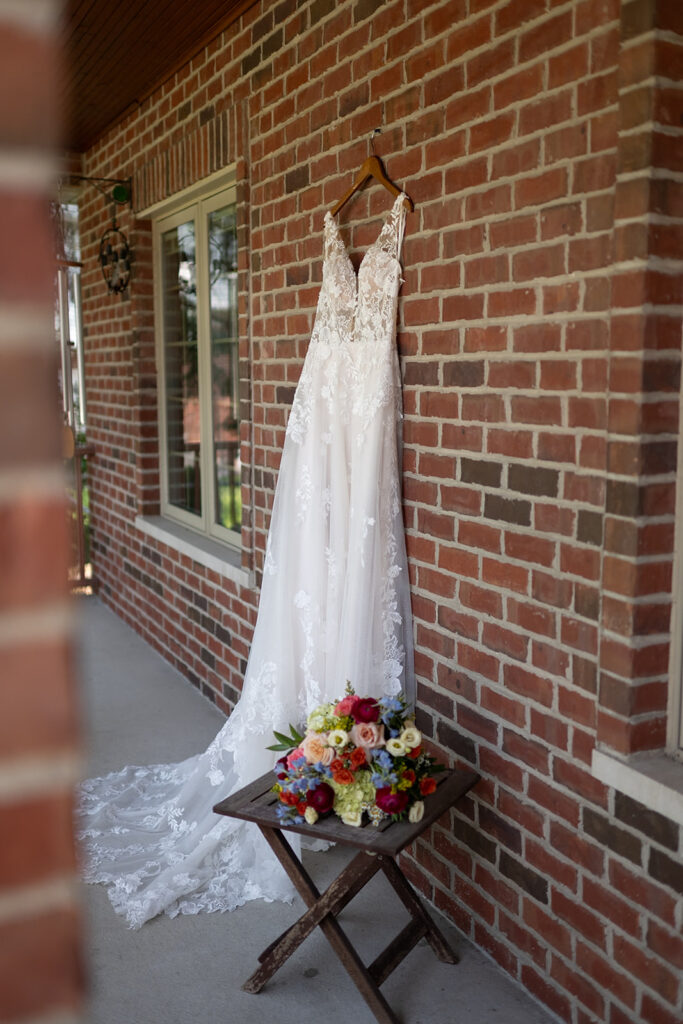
214;767;479;1024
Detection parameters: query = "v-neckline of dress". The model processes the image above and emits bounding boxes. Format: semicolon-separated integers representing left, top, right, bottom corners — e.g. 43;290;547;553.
324;192;406;279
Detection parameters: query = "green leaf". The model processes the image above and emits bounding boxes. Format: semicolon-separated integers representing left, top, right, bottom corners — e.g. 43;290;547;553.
272;730;294;745
266;723;305;754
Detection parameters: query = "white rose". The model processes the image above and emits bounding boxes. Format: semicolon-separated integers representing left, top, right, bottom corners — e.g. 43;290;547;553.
304;806;319;825
408;801;424;823
400;726;422;749
341;810;362;827
328;728;349;749
386;738;406;756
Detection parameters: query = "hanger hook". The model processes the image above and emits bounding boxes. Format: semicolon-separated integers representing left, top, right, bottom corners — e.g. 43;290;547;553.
369;127;381;156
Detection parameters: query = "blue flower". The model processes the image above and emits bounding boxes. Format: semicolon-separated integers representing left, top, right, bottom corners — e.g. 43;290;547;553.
374;750;393;770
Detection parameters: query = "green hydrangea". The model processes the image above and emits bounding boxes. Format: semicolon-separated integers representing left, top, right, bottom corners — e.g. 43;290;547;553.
330;772;375;818
307;702;346;733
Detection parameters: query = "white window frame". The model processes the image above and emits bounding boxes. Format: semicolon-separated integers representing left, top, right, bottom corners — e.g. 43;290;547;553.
666;381;683;756
592;383;683;826
151;168;241;552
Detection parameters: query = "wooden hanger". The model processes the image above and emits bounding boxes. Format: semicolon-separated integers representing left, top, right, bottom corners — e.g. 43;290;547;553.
330;138;414;217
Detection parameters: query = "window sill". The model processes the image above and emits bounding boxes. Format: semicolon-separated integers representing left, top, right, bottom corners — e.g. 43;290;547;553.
135;515;253;590
592;747;683;828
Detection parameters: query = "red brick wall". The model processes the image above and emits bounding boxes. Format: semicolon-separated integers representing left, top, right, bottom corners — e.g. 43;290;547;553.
0;2;83;1022
80;1;682;1021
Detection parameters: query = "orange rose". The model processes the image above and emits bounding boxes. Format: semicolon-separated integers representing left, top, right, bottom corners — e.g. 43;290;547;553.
330;758;345;773
332;768;355;785
419;776;436;796
408;745;422;759
302;732;334;766
350;747;367;768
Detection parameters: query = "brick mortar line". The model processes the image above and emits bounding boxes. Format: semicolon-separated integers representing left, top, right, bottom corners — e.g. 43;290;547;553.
0;0;57;31
11;1014;80;1024
0;307;54;347
618;75;683;95
0;151;59;188
0;603;71;647
0;467;65;503
0;753;81;802
618;120;683;140
0;877;78;926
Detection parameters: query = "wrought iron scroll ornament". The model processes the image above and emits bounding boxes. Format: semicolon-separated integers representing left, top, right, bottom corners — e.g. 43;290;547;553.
99;220;131;294
65;175;132;295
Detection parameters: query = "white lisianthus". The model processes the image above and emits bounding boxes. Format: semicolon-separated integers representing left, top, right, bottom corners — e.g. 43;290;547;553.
328;728;349;749
341;810;362;827
386;737;406;756
408;800;424;824
400;726;422;749
304;806;319;825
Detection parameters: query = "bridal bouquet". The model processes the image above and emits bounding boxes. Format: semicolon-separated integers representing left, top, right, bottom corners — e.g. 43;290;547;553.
268;686;444;828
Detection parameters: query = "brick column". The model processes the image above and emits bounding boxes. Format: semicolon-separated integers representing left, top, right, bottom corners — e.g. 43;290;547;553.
0;2;83;1021
598;0;683;754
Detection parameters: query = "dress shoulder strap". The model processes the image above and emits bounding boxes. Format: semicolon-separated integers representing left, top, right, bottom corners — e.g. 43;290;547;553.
377;194;408;262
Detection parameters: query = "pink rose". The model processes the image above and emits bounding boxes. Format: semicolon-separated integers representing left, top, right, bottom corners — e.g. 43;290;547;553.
375;788;409;815
354;698;380;723
349;721;385;751
286;747;305;769
334;695;361;717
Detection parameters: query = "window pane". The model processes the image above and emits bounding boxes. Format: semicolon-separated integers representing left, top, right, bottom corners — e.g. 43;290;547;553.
161;221;200;516
208;205;240;534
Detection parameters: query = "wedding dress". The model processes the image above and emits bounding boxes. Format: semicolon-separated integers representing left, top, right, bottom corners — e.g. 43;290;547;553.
78;192;415;927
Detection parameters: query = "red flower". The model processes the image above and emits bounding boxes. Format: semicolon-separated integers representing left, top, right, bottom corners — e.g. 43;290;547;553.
276;755;288;780
297;800;308;814
308;783;334;814
408;745;422;759
350;747;367;768
401;769;416;786
280;791;299;806
332;767;355;786
419;777;437;796
375;788;409;815
330;758;345;773
354;698;380;723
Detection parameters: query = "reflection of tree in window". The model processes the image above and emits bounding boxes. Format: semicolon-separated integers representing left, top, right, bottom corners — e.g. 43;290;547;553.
162;222;201;517
208;205;240;534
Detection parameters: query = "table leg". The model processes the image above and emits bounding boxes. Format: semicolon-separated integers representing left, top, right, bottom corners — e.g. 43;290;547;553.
245;826;401;1024
379;855;459;964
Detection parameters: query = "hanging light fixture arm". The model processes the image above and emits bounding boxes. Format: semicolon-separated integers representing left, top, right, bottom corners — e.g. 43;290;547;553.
65;174;133;208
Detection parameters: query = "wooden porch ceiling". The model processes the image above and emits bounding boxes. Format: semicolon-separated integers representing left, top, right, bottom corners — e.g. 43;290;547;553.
60;0;257;153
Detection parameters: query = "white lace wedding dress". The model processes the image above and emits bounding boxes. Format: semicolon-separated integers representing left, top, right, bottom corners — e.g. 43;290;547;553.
78;192;415;927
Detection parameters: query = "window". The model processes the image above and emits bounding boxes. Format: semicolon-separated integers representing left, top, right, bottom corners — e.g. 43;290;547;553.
154;178;241;548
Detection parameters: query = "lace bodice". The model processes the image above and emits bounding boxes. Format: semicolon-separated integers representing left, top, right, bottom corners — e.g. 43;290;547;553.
78;191;414;928
288;194;407;446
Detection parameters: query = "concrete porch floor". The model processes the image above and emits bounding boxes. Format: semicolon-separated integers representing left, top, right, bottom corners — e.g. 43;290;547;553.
75;595;558;1024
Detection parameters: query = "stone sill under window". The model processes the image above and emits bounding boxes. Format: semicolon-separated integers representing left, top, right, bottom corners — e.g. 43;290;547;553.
592;748;683;828
135;515;253;591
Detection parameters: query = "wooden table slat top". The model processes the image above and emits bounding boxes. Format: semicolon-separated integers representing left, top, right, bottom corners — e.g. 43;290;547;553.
214;767;479;856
